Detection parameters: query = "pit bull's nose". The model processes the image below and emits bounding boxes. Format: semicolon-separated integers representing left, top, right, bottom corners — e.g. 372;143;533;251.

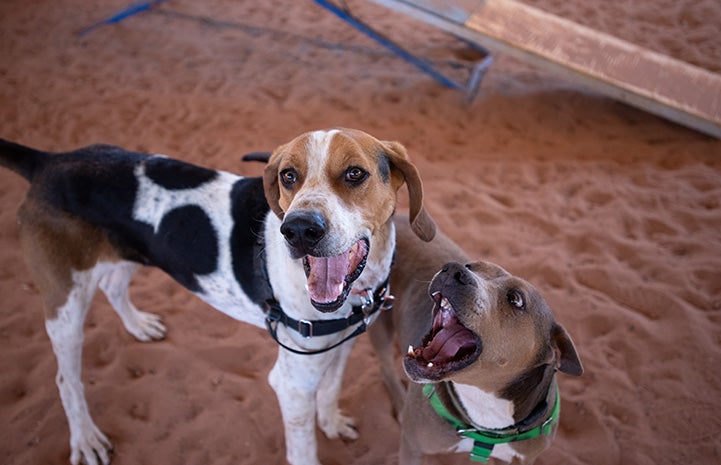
441;262;475;286
280;211;327;253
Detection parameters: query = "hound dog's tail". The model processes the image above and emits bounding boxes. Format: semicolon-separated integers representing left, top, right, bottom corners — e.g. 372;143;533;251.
0;138;46;181
241;151;271;163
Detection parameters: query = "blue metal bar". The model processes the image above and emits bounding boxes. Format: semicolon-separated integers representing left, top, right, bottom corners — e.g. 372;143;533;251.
79;0;170;36
313;0;463;90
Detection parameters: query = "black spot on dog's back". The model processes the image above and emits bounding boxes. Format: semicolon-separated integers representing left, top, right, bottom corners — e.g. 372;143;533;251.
229;177;270;303
30;143;225;294
154;205;219;291
145;156;218;190
41;146;146;224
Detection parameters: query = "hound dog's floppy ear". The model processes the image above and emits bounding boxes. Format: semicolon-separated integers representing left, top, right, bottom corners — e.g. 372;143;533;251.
382;141;436;242
263;148;285;219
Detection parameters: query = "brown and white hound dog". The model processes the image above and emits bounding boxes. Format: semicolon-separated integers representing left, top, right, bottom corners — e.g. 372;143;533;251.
0;128;435;465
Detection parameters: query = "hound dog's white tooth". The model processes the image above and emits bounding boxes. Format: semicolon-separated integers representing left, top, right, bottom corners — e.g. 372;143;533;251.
408;345;415;356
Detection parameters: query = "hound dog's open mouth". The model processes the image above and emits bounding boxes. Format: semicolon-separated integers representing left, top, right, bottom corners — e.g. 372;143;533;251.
303;238;369;312
405;291;481;380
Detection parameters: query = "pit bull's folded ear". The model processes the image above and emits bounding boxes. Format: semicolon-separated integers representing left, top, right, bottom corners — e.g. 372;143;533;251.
551;323;583;376
382;141;436;242
263;152;284;219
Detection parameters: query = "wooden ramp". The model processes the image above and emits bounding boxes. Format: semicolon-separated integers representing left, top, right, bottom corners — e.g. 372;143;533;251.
368;0;721;138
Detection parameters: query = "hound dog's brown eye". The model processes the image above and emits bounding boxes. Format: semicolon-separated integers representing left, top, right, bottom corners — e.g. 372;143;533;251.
507;289;525;310
345;167;368;185
280;169;298;188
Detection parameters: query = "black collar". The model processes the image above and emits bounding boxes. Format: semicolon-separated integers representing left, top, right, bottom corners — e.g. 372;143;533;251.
263;280;394;355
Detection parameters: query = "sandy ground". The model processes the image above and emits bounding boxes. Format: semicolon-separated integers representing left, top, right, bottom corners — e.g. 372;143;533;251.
1;1;720;464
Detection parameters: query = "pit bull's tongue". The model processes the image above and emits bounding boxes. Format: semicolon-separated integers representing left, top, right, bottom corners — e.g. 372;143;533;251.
422;324;476;362
421;306;478;362
306;251;350;303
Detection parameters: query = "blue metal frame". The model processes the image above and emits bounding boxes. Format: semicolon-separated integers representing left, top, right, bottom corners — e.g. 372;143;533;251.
78;0;170;36
78;0;493;100
313;0;493;100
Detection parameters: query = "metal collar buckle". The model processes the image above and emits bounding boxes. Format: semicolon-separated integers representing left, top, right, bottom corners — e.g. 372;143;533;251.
359;286;395;321
359;288;375;310
298;319;313;338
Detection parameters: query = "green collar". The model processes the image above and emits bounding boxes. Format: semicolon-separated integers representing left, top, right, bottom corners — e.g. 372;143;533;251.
422;383;561;463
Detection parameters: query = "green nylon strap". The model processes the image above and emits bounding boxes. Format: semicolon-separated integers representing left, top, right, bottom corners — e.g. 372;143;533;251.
423;383;561;463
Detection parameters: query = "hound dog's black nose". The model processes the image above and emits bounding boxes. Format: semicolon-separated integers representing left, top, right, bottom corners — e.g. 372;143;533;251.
280;210;327;255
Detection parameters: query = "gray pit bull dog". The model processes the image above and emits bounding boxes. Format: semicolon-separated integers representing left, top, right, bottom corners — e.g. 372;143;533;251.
371;218;583;465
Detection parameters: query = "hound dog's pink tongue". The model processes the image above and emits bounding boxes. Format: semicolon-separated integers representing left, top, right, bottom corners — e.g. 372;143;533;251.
305;241;367;304
306;254;348;303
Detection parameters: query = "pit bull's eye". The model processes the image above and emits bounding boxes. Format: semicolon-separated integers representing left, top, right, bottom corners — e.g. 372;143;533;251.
507;289;525;310
280;169;298;188
345;167;368;185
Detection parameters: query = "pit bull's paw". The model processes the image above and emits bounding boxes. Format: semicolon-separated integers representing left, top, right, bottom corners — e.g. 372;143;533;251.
318;410;359;440
126;311;166;342
70;424;112;465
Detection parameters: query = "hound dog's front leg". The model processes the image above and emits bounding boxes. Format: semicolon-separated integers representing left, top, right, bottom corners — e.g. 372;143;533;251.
269;349;330;465
316;340;358;440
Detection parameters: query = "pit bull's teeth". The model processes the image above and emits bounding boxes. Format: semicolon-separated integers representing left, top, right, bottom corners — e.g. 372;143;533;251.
441;297;451;311
338;282;345;295
427;362;434;368
407;345;414;356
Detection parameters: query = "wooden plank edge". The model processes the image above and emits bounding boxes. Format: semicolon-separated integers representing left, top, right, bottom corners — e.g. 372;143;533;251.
366;0;721;138
464;1;720;125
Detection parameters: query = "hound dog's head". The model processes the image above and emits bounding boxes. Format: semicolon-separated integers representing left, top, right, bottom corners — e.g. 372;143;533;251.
404;261;582;388
264;128;436;312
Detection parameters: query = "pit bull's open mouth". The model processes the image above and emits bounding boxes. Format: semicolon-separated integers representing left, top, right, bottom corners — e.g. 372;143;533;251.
303;238;369;312
404;291;481;380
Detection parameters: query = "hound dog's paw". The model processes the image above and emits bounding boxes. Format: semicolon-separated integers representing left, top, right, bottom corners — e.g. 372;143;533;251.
318;409;359;440
124;311;167;342
69;422;112;465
